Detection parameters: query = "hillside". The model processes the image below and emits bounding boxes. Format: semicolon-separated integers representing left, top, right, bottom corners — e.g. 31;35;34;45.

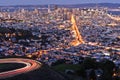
1;64;68;80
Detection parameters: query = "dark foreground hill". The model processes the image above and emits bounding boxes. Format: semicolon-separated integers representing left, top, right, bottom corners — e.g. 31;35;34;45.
0;64;68;80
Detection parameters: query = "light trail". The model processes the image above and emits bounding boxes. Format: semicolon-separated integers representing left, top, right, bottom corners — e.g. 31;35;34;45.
70;14;84;46
0;58;41;79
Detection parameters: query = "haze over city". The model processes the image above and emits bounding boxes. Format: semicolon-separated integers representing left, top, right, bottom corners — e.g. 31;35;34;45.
0;0;120;5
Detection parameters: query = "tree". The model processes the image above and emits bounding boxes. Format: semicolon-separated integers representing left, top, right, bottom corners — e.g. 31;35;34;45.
99;59;115;80
52;59;66;66
83;57;97;69
89;69;96;80
76;64;86;78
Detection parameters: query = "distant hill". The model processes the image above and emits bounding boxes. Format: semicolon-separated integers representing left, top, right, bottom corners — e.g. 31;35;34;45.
57;3;120;8
0;3;120;8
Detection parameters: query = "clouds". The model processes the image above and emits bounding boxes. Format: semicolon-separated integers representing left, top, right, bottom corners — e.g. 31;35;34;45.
0;0;120;6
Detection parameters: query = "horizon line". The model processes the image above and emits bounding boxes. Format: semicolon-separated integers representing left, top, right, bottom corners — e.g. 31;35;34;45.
0;3;120;7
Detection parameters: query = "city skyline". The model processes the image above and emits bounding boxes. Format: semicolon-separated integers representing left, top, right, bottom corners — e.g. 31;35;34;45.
0;0;120;6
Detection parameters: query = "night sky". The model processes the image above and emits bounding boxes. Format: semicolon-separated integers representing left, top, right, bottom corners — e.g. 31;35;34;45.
0;0;120;6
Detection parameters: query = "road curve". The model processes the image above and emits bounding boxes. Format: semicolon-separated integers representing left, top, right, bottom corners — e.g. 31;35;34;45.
0;58;41;79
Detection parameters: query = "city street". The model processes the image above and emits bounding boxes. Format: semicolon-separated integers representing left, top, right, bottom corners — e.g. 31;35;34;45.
0;58;41;79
